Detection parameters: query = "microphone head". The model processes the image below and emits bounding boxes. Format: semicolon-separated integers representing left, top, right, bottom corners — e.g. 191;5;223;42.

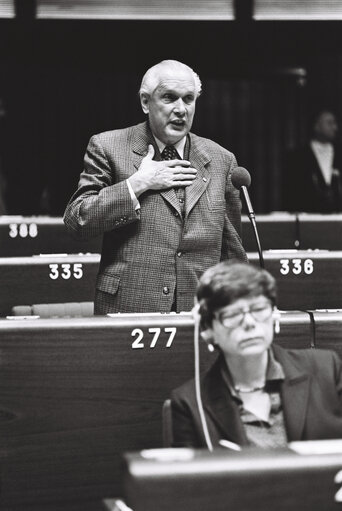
231;167;251;189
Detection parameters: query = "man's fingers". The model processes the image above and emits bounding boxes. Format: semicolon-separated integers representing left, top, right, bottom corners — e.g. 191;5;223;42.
172;166;197;176
164;159;191;167
173;173;197;180
173;166;197;176
172;180;196;187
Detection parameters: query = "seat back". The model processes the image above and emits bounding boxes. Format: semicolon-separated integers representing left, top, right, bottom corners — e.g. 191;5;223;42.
11;302;94;318
162;399;173;447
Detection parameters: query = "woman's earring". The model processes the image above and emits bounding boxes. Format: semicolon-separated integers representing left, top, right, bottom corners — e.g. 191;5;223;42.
273;308;280;334
201;329;215;351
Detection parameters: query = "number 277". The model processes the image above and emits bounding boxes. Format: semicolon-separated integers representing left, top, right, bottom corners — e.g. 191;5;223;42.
131;327;177;349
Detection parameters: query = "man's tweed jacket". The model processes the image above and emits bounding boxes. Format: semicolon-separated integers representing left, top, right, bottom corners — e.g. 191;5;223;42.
63;121;247;314
171;345;342;448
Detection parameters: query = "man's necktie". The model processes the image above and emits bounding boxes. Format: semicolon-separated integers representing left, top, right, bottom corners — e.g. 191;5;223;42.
161;145;179;161
161;145;185;214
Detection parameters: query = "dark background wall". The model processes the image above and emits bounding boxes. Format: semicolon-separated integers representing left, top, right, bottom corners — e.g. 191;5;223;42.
1;15;342;214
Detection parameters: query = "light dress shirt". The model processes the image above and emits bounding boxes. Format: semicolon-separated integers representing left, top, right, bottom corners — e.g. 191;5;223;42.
221;348;288;448
311;140;334;185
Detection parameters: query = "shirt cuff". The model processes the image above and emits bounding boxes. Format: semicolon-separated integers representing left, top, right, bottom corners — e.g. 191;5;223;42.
126;179;140;211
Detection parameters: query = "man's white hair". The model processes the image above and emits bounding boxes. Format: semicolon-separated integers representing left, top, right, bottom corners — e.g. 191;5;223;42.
139;60;202;98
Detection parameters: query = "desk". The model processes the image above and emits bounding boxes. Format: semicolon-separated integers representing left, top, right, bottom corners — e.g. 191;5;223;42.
0;314;212;508
122;445;342;511
242;213;298;251
2;250;342;316
0;312;314;508
248;250;342;310
312;310;342;359
1;214;340;258
0;253;100;316
0;216;102;256
242;213;342;251
298;213;342;250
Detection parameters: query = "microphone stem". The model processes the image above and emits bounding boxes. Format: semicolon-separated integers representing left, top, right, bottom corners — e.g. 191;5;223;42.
241;186;264;269
250;216;265;269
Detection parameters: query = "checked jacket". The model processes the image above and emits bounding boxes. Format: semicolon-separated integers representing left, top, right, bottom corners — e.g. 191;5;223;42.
63;121;247;314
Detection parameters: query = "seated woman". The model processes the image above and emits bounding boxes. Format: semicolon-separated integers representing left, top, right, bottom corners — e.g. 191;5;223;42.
171;261;342;448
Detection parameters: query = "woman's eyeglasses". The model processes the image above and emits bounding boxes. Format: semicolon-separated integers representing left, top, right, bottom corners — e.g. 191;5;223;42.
216;301;273;329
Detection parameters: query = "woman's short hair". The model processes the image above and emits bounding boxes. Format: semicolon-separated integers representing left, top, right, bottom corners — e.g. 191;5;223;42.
139;60;202;98
197;261;277;329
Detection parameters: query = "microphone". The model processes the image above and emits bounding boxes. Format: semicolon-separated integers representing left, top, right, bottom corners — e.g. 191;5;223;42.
231;167;264;269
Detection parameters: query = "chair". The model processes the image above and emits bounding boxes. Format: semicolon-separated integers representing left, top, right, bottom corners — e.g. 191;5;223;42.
162;399;173;447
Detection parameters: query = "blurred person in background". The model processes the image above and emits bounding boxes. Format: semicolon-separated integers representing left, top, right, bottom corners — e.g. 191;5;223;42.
283;108;342;212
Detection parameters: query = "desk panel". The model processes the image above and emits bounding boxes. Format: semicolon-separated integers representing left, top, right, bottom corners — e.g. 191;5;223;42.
123;447;342;511
242;213;298;251
298;213;342;250
242;213;342;251
0;254;100;316
312;310;342;358
1;214;340;258
0;216;102;256
249;250;342;310
2;250;341;316
0;315;213;508
0;312;312;508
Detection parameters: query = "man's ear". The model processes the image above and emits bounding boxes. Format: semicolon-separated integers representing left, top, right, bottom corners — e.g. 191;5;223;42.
140;93;150;114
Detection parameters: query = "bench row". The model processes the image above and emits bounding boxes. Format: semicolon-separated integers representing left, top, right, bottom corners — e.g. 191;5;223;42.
0;311;341;509
1;250;342;315
0;213;341;257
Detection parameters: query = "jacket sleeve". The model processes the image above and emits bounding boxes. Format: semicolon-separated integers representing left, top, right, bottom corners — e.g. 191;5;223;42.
63;134;140;239
170;390;203;448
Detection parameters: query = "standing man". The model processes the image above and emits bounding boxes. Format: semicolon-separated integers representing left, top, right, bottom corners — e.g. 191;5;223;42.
64;60;247;314
283;108;342;212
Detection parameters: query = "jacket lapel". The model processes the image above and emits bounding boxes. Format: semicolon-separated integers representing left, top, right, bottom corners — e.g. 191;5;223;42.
273;345;311;441
132;122;182;216
159;189;182;217
202;358;248;446
185;135;211;218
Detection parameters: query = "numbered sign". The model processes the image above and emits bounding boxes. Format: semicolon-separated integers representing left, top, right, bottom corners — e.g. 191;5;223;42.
279;258;314;275
131;327;177;349
9;223;38;239
48;263;84;280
